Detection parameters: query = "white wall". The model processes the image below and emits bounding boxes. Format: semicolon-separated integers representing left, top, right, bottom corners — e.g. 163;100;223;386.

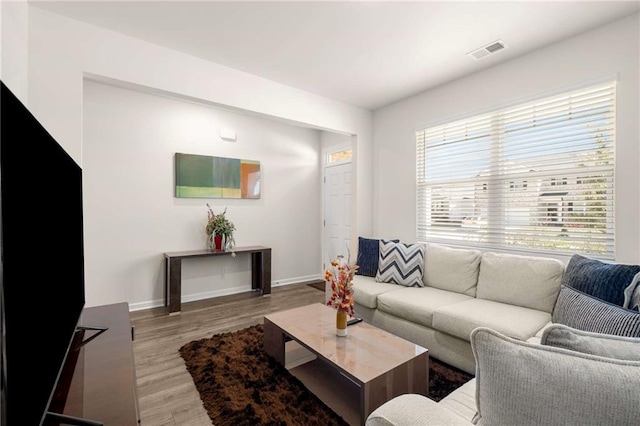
0;0;29;104
25;6;373;165
321;130;352;151
8;6;373;309
373;14;640;264
83;80;322;309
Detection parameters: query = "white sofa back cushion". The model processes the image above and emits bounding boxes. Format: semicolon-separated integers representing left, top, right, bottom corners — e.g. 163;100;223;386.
423;244;482;297
476;252;564;313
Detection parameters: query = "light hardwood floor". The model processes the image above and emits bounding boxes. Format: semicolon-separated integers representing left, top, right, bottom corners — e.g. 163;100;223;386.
130;283;326;426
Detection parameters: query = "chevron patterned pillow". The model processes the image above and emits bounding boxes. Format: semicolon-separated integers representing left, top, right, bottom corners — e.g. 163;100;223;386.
375;240;425;287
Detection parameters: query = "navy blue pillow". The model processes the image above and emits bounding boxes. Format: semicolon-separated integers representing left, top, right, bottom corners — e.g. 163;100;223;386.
562;254;640;307
355;237;399;277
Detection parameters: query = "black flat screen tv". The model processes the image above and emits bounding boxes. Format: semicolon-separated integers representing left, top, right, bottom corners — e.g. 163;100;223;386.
0;81;86;425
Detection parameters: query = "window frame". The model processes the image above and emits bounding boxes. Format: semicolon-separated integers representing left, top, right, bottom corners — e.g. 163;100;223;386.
415;80;616;259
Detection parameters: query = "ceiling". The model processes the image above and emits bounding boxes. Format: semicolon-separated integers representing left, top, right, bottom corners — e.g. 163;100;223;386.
29;1;640;111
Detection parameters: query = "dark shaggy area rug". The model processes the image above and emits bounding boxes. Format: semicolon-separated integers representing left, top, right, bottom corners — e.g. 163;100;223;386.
179;323;473;426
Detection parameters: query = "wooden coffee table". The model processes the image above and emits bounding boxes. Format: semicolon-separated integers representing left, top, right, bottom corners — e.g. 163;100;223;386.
263;303;428;425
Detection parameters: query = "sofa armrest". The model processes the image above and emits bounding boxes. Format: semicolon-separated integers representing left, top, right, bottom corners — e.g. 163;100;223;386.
366;394;473;426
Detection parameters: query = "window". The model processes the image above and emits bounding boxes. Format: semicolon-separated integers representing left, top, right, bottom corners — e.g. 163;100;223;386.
416;82;615;258
327;148;352;164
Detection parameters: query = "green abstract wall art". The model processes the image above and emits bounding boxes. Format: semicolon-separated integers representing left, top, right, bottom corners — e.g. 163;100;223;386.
174;153;261;199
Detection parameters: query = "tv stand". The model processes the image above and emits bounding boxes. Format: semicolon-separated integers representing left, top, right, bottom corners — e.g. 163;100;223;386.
75;325;108;347
44;411;103;426
45;303;140;425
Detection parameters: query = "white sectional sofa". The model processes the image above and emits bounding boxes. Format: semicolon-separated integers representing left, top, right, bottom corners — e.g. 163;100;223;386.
366;325;640;426
352;240;640;425
353;243;565;374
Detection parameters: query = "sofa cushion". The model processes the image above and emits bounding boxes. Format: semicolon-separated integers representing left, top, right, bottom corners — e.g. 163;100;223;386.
526;321;553;345
423;244;481;297
476;252;564;313
355;236;399;277
541;323;640;361
552;285;640;337
562;253;640;307
438;379;477;423
376;287;472;328
470;327;640;426
352;275;401;309
376;240;425;287
366;394;472;426
433;298;551;342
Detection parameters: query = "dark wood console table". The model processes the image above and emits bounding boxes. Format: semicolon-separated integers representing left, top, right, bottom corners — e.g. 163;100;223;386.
164;245;272;314
47;302;140;425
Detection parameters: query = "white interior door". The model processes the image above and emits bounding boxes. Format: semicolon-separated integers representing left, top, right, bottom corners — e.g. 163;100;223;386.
323;162;352;270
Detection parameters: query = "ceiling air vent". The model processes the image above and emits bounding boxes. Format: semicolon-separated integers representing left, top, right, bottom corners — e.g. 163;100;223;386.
468;40;506;60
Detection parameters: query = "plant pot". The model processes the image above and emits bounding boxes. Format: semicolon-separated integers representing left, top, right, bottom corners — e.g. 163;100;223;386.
207;234;224;251
214;235;223;251
336;310;348;337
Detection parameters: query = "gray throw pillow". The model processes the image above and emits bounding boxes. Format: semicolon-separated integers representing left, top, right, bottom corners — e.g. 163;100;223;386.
630;283;640;311
470;327;640;426
541;323;640;361
623;272;640;311
552;285;640;337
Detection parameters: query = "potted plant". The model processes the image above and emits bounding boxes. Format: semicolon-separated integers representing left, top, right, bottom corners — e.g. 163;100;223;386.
206;204;236;251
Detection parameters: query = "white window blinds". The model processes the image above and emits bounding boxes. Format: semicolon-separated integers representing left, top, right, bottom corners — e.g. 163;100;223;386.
416;82;616;258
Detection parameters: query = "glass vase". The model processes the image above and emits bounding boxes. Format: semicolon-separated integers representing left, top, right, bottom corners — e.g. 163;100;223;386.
224;235;235;251
336;309;348;337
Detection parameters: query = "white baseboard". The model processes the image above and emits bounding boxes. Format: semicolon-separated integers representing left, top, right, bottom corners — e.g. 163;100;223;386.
128;274;323;312
271;274;323;288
